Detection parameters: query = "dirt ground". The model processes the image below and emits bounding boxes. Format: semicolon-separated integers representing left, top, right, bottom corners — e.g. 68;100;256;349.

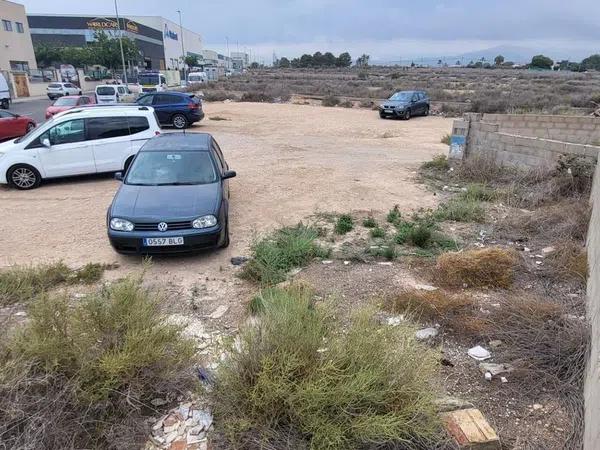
0;102;451;319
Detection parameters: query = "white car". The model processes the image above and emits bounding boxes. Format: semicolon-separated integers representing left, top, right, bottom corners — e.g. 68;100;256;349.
0;106;160;190
47;82;82;100
95;84;136;104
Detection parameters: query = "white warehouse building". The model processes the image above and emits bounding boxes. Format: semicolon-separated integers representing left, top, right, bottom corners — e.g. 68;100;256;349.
129;15;203;70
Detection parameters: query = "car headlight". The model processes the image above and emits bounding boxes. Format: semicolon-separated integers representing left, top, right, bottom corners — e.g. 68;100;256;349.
193;215;217;229
110;218;134;231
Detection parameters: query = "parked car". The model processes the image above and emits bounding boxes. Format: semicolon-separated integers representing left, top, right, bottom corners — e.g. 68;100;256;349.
0;111;36;142
95;84;135;104
45;95;95;119
107;133;235;254
47;82;82;100
0;73;11;109
136;91;204;129
0;106;160;190
187;72;208;84
378;90;430;120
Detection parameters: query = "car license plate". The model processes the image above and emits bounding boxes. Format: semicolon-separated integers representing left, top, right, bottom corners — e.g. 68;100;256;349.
143;237;184;246
384;109;393;113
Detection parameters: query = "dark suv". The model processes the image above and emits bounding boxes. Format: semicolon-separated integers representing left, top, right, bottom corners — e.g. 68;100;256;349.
378;90;429;120
136;91;204;129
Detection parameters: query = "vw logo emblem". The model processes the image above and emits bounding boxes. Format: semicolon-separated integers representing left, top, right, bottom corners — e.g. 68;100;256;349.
157;222;168;232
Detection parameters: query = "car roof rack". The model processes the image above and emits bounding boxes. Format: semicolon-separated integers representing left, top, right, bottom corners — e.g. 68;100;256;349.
52;105;151;119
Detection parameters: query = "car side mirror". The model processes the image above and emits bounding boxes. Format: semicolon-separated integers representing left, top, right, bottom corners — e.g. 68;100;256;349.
41;138;51;148
114;172;123;181
222;170;236;180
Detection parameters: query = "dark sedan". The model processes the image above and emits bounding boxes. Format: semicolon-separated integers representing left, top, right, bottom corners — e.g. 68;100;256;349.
136;91;204;129
378;90;429;120
107;133;235;254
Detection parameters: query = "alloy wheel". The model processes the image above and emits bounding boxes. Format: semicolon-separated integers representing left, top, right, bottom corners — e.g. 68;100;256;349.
11;167;37;189
173;115;187;129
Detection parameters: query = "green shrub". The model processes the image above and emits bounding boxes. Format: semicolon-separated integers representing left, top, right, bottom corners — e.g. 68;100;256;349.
213;286;442;449
408;225;432;248
241;224;329;285
459;183;496;202
370;226;385;238
383;245;397;260
395;221;415;244
387;205;402;224
362;216;377;228
0;276;197;449
440;134;451;145
434;198;486;222
322;95;341;107
0;262;114;306
335;214;354;234
421;154;449;170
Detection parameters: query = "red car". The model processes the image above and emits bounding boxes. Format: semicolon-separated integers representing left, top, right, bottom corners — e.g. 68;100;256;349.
45;95;95;119
0;110;36;142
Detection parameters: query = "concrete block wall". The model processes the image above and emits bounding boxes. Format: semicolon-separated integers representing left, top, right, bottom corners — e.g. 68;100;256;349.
482;114;600;145
585;162;600;450
464;117;600;169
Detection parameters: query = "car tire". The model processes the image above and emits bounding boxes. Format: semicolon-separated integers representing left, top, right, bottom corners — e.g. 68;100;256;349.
26;122;35;133
379;112;385;119
8;164;41;190
219;220;230;248
424;106;430;116
172;114;188;129
0;98;8;109
78;91;82;95
403;109;411;120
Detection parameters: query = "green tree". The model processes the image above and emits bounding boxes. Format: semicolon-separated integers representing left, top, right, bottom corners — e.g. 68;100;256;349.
184;54;199;67
356;54;370;67
90;31;140;70
530;54;554;70
581;54;600;71
299;54;313;68
250;61;260;69
494;54;505;66
322;52;336;67
277;57;290;68
312;51;324;66
33;44;62;68
336;52;352;67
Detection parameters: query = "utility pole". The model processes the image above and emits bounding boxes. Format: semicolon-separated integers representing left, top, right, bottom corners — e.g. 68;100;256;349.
226;36;230;70
114;0;128;84
177;10;186;81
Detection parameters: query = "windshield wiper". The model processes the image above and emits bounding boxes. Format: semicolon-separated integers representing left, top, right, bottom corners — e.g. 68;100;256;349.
155;182;200;186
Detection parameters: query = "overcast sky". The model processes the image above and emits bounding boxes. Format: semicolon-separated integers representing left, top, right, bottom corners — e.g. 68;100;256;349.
18;0;600;63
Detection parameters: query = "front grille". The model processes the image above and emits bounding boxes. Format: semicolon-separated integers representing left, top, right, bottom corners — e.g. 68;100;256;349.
134;220;192;231
383;105;395;109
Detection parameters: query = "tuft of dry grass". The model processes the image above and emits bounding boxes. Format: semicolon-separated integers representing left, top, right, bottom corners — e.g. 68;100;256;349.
543;241;588;282
387;289;473;321
436;247;519;288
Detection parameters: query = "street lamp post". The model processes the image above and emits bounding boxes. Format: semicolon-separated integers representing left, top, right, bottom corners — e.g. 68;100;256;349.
177;10;186;83
114;0;128;84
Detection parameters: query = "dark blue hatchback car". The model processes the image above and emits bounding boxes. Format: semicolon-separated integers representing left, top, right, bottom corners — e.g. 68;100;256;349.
107;133;235;254
136;91;204;129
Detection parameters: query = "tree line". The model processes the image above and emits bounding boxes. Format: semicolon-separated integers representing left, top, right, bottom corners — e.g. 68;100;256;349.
34;31;140;70
274;52;354;68
462;53;600;71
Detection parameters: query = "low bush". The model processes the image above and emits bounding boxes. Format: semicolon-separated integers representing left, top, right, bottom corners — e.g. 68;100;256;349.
334;214;354;234
203;90;237;102
436;247;519;288
339;100;353;108
241;224;329;285
240;91;274;102
387;204;402;224
421;154;450;171
0;262;114;306
0;276;197;449
362;216;377;228
434;198;486;222
543;241;588;282
455;154;511;183
213;286;442;449
459;183;496;202
440;134;451;145
370;226;385;238
322;95;341;107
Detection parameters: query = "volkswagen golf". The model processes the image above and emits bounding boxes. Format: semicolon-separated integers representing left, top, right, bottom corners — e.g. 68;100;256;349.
107;133;236;254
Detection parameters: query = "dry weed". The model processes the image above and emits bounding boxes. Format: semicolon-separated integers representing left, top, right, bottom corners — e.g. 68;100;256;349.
436;247;519;288
543;241;588;282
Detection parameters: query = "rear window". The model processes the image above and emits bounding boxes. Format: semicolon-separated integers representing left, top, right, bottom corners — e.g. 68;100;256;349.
128;116;150;134
87;117;130;140
54;97;78;106
96;86;116;96
48;83;62;88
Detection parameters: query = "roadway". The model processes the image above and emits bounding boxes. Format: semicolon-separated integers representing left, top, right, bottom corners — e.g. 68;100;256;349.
9;97;54;124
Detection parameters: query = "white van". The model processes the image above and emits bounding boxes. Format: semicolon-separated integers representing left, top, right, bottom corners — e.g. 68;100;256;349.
95;85;135;104
188;72;208;84
0;106;161;189
0;73;11;109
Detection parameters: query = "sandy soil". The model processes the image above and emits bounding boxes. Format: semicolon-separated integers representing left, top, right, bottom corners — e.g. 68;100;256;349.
0;102;451;292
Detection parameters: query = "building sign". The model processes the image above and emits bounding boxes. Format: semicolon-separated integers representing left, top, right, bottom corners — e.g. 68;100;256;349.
126;21;139;33
164;24;178;40
86;18;118;30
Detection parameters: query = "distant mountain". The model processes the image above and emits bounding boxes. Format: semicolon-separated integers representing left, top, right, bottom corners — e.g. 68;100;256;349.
457;45;535;65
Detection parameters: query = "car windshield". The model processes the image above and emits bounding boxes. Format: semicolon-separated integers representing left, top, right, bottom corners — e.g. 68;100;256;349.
389;92;412;101
97;86;116;96
125;151;218;186
54;97;78;106
48;83;62;89
139;75;159;85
